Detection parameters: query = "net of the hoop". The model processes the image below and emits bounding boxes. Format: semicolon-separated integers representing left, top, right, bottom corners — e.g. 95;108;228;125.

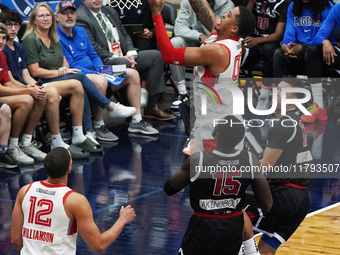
107;0;143;10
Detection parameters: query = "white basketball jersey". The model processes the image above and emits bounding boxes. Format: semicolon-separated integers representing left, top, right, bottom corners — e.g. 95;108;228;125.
21;181;78;255
192;33;243;152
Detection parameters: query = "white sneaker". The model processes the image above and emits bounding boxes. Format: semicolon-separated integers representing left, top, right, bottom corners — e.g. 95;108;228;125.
141;88;148;107
20;143;47;162
7;145;34;165
109;103;136;118
85;132;100;145
256;95;270;110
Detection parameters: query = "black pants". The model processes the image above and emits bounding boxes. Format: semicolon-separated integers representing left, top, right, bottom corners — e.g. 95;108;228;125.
273;46;307;78
305;45;340;81
273;44;340;86
242;42;281;87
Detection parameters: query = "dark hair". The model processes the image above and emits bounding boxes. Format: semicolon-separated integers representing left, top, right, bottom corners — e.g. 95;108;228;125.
292;0;333;22
44;147;71;178
235;5;256;38
212;115;245;148
280;77;305;99
0;9;23;25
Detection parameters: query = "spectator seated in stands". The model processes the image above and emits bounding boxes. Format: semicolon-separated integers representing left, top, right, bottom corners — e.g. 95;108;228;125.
0;103;18;169
303;2;340;123
0;21;89;161
22;3;137;147
273;0;336;123
76;0;176;121
242;0;290;110
56;1;158;136
0;12;92;160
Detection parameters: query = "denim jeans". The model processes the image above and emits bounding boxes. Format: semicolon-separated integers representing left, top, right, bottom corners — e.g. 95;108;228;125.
43;72;110;132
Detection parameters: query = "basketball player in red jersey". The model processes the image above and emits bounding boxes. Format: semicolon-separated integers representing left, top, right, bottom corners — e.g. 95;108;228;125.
11;147;136;254
149;0;256;153
149;0;261;254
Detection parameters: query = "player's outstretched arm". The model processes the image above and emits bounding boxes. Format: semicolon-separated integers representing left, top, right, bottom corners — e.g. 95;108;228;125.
188;0;218;33
65;193;135;253
245;154;273;211
149;1;230;73
164;152;200;195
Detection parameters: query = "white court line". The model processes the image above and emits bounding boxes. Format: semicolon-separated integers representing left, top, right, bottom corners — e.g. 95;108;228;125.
253;201;340;238
305;201;340;218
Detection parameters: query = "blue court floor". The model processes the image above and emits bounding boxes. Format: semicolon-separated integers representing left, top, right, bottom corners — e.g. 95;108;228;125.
1;93;340;255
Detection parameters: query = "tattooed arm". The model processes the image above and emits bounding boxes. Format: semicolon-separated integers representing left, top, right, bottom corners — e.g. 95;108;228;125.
188;0;218;33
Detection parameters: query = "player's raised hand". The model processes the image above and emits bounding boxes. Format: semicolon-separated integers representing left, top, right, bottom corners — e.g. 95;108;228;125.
119;205;136;224
148;0;164;16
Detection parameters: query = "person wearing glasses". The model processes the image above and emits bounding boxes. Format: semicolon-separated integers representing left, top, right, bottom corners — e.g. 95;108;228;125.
76;0;176;121
0;10;94;160
22;3;137;147
55;1;159;136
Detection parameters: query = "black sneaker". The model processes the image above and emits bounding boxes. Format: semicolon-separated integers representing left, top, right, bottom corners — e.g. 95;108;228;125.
0;151;19;168
171;93;189;109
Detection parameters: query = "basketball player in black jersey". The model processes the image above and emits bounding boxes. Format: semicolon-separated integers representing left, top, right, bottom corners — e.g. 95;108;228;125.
246;78;313;255
164;115;273;255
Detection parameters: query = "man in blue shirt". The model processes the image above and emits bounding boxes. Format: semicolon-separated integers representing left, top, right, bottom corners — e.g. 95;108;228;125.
56;1;159;136
306;3;340;124
273;0;335;123
0;10;92;161
310;2;340;87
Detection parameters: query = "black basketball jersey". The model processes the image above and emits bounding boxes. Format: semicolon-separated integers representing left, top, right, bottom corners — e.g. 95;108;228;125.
190;150;254;215
252;0;291;37
266;109;313;187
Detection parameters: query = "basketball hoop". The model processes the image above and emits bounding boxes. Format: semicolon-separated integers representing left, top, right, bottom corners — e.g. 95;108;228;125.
107;0;142;10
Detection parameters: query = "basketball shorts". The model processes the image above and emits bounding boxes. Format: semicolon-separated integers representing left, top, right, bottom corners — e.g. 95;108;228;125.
178;214;244;255
246;185;310;249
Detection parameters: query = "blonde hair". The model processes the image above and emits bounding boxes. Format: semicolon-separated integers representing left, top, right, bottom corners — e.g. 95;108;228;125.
0;22;9;40
22;3;59;44
0;22;7;35
55;3;61;14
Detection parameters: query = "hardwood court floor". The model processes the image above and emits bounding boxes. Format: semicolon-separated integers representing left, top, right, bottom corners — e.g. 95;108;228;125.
256;203;340;255
1;98;340;254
